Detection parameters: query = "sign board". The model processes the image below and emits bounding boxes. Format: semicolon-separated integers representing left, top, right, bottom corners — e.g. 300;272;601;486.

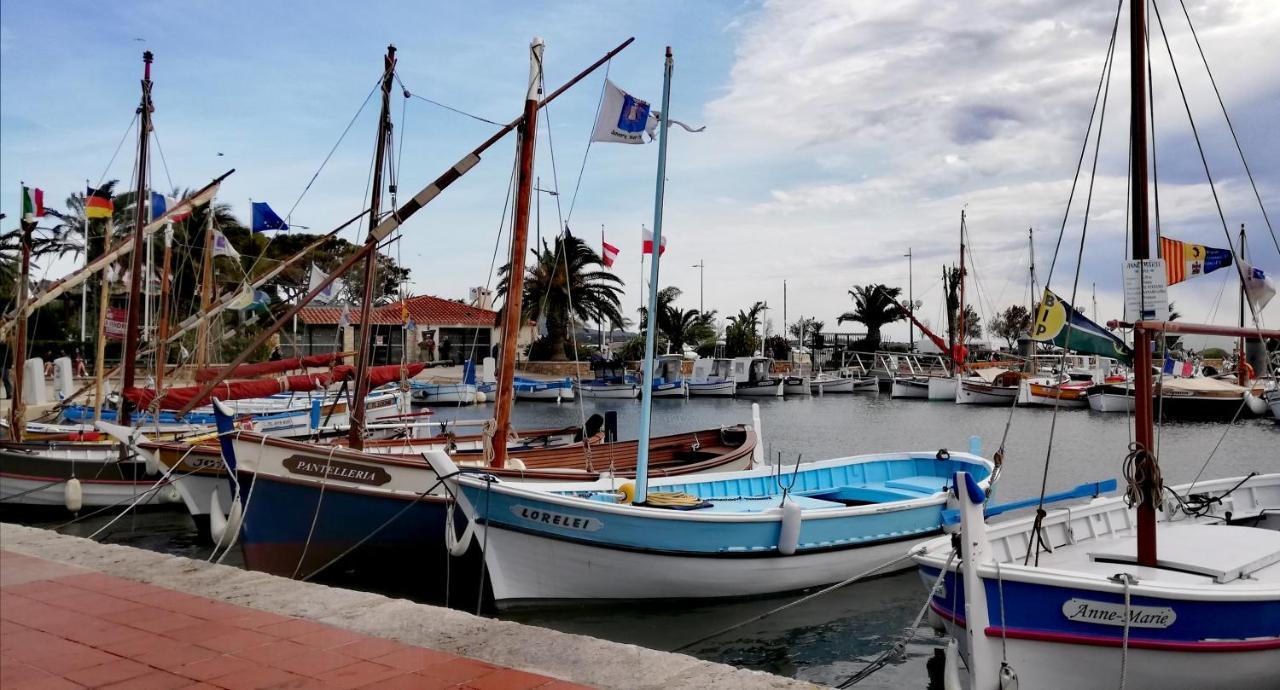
104;307;128;340
1122;259;1169;321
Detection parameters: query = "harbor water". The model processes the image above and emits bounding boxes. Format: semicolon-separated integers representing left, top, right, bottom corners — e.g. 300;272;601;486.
10;393;1277;687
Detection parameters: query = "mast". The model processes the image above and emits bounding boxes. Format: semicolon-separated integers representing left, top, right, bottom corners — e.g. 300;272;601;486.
176;37;632;417
1237;224;1246;386
118;51;154;427
1129;0;1159;568
195;210;213;370
492;38;544;468
92;218;115;421
957;209;967;372
348;44;397;450
8;217;34;442
154;223;174;393
633;46;675;505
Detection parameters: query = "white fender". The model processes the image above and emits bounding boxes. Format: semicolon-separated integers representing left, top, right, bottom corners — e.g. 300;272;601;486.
474;390;487;404
943;639;963;690
504;457;526;471
225;494;243;542
209;490;227;544
64;477;83;513
1244;391;1268;416
777;499;802;556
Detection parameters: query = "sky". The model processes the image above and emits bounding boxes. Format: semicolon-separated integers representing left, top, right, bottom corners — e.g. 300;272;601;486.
2;0;1277;346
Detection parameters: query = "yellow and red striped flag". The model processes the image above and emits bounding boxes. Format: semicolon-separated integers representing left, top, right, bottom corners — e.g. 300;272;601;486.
1160;236;1232;285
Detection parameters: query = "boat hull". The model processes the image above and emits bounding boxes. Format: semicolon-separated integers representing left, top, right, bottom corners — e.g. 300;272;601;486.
783;377;811;396
927;376;958;401
810;377;855;394
411;383;478;405
735;381;783;397
577;383;640;399
1018;379;1089;408
956;380;1018;405
687;380;736;397
650;381;687;398
891;377;930;399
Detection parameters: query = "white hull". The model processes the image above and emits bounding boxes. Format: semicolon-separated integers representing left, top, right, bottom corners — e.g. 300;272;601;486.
890;377;930;399
927;376;958;400
479;522;917;606
783;377;811;396
411;384;478;405
955;380;1017;405
735;381;784;397
515;386;574;401
651;381;687;398
810;377;857;394
0;474;182;508
1088;391;1135;412
577;383;640;399
687;380;736;397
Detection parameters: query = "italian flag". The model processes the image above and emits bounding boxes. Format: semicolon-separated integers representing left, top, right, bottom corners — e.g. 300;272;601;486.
22;186;44;220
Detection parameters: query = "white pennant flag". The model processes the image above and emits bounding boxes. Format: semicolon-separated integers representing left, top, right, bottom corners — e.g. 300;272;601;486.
211;228;240;260
1240;260;1276;312
591;80;654;144
337;303;352;329
308;263;344;304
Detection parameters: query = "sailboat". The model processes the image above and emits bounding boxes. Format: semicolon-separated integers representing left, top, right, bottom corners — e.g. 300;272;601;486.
432;46;997;607
199;39;763;578
912;2;1280;685
884;291;957;400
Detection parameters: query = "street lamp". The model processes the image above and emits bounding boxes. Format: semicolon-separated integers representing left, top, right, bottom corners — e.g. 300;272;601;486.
533;176;559;249
691;259;705;314
904;247;914;351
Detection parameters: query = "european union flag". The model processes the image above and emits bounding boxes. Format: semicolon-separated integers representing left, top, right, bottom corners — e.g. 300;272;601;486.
251;202;289;232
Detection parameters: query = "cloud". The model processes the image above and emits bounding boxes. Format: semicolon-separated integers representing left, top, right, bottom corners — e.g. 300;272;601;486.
656;0;1279;340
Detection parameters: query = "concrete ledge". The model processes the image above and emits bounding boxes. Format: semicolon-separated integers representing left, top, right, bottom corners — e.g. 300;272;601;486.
1;523;819;689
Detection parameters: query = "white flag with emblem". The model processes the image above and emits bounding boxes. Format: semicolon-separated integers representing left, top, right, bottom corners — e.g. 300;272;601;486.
211;228;240;260
307;264;344;304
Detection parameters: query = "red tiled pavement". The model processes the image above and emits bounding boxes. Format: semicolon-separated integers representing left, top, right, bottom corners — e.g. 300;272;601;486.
0;550;585;689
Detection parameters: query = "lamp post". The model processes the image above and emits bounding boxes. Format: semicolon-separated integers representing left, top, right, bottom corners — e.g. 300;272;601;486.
533;176;559;249
904;247;914;351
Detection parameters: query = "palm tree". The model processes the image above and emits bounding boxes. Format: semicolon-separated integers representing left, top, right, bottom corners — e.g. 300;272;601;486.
838;284;905;352
724;301;765;357
497;230;625;361
637;286;716;354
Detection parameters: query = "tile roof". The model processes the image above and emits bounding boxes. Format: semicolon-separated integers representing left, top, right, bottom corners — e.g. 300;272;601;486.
298;294;497;327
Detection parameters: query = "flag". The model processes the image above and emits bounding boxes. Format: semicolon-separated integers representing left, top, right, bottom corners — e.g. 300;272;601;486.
226;285;255;310
1160;237;1232;285
602;239;619;267
211;229;240;259
591;80;652;144
642;226;666;256
1032;288;1132;364
1240;260;1275;311
21;186;44;220
251;202;289;232
337;303;352;329
150;192;191;222
1162;353;1175;375
86;186;114;219
1180;360;1193;377
307;264;343;303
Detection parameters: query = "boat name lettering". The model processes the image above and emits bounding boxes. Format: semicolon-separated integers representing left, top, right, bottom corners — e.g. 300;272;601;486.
282;456;391;486
1061;598;1176;628
511;505;602;531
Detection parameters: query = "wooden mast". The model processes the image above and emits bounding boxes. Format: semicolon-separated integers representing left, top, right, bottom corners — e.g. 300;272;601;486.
175;38;632;417
492;37;544;468
195;207;213;371
92;218;114;421
154;223;175;393
8;218;34;442
118;50;154;427
1237;224;1247;386
348;44;397;451
1129;0;1159;568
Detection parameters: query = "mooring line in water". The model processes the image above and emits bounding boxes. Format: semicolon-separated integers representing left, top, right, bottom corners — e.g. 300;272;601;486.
671;549;921;654
836;549;956;687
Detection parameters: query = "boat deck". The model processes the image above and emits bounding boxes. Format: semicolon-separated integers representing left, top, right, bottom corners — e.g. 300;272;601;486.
1030;522;1280;586
674;473;951;513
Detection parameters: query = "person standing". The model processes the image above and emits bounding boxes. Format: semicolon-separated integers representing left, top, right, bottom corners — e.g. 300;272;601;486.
423;332;436;362
74;348;88;377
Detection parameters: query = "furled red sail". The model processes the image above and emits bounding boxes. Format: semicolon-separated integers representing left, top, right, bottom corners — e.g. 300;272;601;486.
125;362;424;411
195;352;352;382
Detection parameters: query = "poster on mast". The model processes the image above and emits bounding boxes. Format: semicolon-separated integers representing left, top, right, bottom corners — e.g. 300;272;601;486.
1122;259;1169;322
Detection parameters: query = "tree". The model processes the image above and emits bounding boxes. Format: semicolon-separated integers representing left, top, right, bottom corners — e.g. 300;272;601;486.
989;305;1031;350
724;301;765;357
837;284;905;352
961;305;982;342
943;265;962;357
789;316;824;349
497;230;625;361
640;286;716;355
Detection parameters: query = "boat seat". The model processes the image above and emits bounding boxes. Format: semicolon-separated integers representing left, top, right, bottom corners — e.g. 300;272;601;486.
884;476;951;494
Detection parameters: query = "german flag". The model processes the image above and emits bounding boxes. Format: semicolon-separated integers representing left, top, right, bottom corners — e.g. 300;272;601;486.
86;186;114;219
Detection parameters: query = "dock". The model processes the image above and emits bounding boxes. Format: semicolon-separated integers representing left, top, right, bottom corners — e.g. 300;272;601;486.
0;523;815;689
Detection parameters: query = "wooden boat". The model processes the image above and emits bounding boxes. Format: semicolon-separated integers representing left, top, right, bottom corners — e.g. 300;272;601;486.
1087;377;1252;420
955;368;1022;405
1017;376;1090;408
687;358;737;397
409;380;480;405
649;355;688;397
219;408;758;577
0;440;180;509
890;376;930;399
514;376;575;401
576;358;641;398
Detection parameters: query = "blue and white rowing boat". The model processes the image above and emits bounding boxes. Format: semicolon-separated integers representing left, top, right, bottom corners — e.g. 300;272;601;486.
514;376;575;401
429;449;994;605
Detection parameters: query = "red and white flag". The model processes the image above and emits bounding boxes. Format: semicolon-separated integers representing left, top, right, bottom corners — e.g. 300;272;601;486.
642;226;666;256
601;238;620;267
